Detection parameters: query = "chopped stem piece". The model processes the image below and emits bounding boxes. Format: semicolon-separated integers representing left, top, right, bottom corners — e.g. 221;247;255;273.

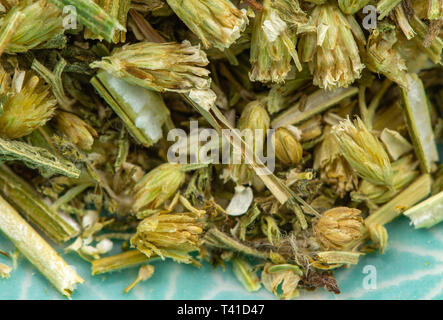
271;87;358;127
204;228;269;259
31;58;75;110
404;191;443;229
48;0;125;43
0;137;80;178
0;165;79;243
366;174;432;226
401;74;439;173
0;194;83;296
91;250;154;275
377;0;402;20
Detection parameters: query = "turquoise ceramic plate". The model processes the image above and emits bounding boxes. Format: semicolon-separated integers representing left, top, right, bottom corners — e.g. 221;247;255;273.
0;215;442;299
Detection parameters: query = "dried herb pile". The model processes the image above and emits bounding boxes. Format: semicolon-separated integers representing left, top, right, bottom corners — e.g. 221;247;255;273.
0;0;442;298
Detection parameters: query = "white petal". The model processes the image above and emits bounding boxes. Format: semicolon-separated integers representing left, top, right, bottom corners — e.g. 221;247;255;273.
226;186;253;216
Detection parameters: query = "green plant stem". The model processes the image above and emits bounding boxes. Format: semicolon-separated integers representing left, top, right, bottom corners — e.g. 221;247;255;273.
403;191;443;228
0;194;83;296
366;174;432;226
91;250;155;275
48;0;124;43
0;164;79;243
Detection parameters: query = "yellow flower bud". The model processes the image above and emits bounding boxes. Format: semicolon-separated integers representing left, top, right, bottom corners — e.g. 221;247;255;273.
300;2;364;90
0;68;56;139
273;126;303;166
230;100;270;184
131;212;204;263
54;111;98;150
332;117;394;189
313;207;366;250
166;0;248;50
90;41;211;93
132;163;186;212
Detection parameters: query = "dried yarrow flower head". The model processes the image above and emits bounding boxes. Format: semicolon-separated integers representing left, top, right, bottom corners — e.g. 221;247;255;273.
228;100;270;184
272;126;303;166
313;207;366;250
132;163;186;213
0;67;56;139
237;100;271;156
54;111;98;151
332;117;394;189
165;0;248;50
249;0;305;83
90;41;211;93
314;126;358;197
0;0;64;56
300;1;364;90
130;212;204;263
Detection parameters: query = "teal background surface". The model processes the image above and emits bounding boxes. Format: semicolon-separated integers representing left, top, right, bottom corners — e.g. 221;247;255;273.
0;215;442;300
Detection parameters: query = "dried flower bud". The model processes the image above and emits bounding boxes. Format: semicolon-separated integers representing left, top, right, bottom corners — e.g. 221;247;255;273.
238;100;271;151
229;100;270;184
166;0;248;50
131;212;204;263
249;0;305;83
273;126;303;166
337;0;370;14
300;2;364;90
132;163;186;212
0;0;64;56
55;111;98;150
314;126;358;197
313;207;365;250
90;41;211;93
332;117;394;189
0;68;56;139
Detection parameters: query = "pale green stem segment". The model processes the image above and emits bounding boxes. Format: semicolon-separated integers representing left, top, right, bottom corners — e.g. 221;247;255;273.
401;74;439;174
0;136;80;178
366;174;432;226
403;191;443;229
48;0;125;43
31;58;75;110
0;164;79;243
204;228;269;259
231;256;261;292
377;0;402;20
316;251;362;265
91;250;155;275
0;194;83;297
51;183;94;211
84;0;131;43
271;87;358;127
394;5;414;40
367;79;391;126
267;264;303;275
